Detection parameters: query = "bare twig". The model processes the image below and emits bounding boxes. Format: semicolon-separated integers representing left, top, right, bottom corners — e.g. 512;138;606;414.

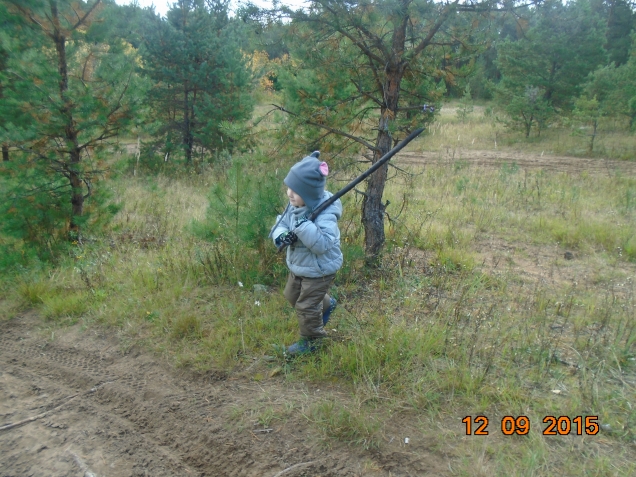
0;382;111;432
0;409;55;431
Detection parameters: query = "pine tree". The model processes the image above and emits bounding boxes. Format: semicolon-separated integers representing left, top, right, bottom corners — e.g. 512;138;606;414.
0;0;145;246
584;34;636;129
273;0;495;263
457;85;474;122
140;0;253;163
592;0;636;67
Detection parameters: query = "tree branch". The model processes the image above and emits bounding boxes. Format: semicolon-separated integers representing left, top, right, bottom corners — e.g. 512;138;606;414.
337;4;390;59
396;104;432;112
271;104;379;152
409;3;458;61
72;0;102;31
457;2;538;13
290;8;387;64
9;72;59;106
9;2;50;34
350;79;383;107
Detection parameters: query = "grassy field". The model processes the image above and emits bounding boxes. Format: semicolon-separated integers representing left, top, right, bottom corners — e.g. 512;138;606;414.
419;103;636;160
2;104;636;475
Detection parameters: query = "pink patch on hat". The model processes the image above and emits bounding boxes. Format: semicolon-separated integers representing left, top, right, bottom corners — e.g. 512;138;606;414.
319;162;329;176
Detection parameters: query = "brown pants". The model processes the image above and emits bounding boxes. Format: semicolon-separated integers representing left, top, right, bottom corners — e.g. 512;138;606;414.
284;272;335;339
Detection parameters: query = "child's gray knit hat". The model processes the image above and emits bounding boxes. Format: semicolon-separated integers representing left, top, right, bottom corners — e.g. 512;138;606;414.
284;151;329;210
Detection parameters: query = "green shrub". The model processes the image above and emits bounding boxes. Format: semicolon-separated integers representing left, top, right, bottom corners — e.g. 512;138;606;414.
200;159;281;247
190;158;284;285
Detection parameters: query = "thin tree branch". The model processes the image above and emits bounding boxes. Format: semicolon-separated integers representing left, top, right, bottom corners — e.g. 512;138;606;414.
271;461;317;477
0;382;111;432
457;2;538;13
9;3;50;34
321;1;390;59
350;79;383;107
71;0;102;31
7;182;71;201
82;177;92;199
410;3;458;61
290;10;387;64
271;104;379;152
388;162;413;176
9;72;58;107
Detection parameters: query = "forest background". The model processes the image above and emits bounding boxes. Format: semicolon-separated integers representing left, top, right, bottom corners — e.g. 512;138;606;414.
1;0;636;474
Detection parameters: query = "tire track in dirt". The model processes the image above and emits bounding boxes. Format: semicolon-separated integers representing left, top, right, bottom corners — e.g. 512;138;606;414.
0;320;202;476
0;313;449;477
0;318;302;476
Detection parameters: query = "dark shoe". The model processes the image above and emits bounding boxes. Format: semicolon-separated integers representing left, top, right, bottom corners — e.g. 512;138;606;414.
286;338;320;356
322;298;337;326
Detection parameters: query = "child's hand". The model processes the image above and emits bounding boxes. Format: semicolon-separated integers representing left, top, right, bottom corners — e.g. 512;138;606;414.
276;231;298;247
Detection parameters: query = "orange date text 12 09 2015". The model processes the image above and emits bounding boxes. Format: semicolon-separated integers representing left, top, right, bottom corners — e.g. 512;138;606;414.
462;415;600;436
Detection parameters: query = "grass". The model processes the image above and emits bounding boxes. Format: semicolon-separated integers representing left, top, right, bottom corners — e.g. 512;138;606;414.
306;398;381;449
419;102;636;160
1;103;636;475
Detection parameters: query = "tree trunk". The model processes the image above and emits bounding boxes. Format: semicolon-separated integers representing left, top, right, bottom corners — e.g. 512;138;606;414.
363;125;391;265
183;88;193;163
69;149;84;234
588;120;597;154
363;62;405;265
2;144;8;161
52;2;84;233
362;7;409;265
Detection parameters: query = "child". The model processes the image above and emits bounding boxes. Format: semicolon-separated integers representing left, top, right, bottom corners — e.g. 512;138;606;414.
270;151;343;355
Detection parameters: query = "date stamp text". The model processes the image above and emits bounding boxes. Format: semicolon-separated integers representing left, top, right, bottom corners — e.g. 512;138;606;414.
462;415;599;436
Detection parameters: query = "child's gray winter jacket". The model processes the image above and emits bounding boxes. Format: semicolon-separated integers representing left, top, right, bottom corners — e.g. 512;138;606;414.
271;191;343;278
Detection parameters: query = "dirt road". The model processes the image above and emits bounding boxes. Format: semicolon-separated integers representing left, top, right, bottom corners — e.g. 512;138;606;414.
397;149;636;175
0;313;447;477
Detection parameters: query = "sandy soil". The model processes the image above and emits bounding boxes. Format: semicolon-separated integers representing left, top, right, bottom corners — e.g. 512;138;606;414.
0;313;450;477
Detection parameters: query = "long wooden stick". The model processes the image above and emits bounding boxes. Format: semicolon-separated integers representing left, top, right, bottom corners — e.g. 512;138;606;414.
308;127;425;222
0;393;78;431
0;410;53;432
277;127;425;252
